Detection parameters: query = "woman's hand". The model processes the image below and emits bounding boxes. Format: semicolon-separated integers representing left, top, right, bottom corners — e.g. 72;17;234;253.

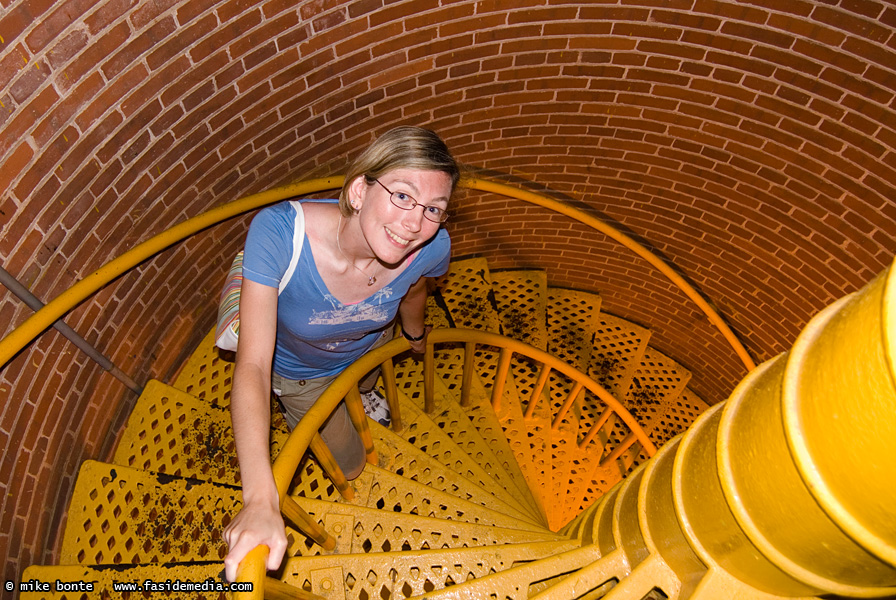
406;325;431;354
223;497;287;582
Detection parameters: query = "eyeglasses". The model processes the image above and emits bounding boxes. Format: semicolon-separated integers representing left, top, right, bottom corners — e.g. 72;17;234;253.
375;179;449;223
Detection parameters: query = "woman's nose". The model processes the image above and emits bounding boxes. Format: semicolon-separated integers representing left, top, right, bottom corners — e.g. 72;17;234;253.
401;205;425;232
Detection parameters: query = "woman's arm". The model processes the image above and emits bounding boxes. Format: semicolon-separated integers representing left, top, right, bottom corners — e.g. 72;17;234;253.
223;279;287;582
398;276;432;354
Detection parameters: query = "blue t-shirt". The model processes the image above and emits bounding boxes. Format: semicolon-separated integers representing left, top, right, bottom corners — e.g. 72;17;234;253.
242;200;451;379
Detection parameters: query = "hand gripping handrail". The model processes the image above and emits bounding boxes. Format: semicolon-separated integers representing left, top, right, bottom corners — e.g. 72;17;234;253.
0;176;753;373
233;327;656;598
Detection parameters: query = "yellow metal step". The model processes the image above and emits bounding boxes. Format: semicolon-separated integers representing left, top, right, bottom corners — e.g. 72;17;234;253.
435;256;502;332
279;539;582;599
295;495;565;555
391;351;545;521
405;541;606;600
288;456;550;534
394;385;543;524
60;460;237;565
114;379;288;487
438;347;548;523
588;312;651;400
172;328;234;407
490;269;549;349
370;420;542;525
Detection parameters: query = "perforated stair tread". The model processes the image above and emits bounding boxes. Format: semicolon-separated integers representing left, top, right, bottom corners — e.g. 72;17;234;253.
296;495;565;556
114;379;288;487
172;328;234;408
435;256;501;332
621;346;692;432
546;287;602;372
589;312;651;400
289;456;550;534
370;420;542;526
449;358;548;524
390;349;543;520
404;540;606;600
490;269;548;349
393;385;543;524
280;538;583;600
61;460;237;566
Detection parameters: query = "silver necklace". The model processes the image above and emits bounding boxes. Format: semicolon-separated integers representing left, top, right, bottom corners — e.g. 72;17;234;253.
336;214;377;286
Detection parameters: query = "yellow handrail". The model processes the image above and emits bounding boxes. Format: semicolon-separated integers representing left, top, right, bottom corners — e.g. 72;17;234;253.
465;177;756;372
235;327;656;598
0;177;343;368
0;175;753;372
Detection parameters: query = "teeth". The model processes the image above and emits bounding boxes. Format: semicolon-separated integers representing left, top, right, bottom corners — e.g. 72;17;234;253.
386;227;410;246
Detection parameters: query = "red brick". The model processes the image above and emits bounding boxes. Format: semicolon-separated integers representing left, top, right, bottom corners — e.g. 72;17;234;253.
33;72;104;147
84;0;133;33
369;0;439;28
102;16;177;79
0;142;34;195
9;57;50;104
146;13;218;71
23;0;92;52
60;22;130;90
811;4;890;42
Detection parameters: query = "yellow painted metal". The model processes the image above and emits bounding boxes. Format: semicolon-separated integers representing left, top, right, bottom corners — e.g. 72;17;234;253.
61;460;237;565
464;176;756;372
379;357;402;432
411;542;605;600
436;257;501;333
392;344;544;519
589;312;651;406
783;267;896;567
263;575;327;600
114;379;288;487
0;176;344;368
676;392;814;596
716;282;896;595
280;540;581;600
393;382;541;522
289;456;548;534
172;327;235;407
309;433;353;501
543;259;896;600
491;269;549;350
490;346;513;413
343;386;378;466
369;419;542;524
282;496;336;551
547;287;602;373
295;495;563;553
236;545;269;600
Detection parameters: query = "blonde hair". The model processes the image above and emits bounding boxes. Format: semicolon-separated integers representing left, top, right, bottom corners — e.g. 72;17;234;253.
339;126;459;217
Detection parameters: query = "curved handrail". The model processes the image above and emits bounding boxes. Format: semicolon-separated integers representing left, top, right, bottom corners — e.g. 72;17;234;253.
234;327;657;596
465;177;755;372
0;176;753;372
0;177;343;368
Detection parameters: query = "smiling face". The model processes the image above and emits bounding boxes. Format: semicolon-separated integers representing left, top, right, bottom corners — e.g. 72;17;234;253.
350;168;452;266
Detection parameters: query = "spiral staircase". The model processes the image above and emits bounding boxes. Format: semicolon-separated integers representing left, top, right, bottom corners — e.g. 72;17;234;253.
19;256;896;599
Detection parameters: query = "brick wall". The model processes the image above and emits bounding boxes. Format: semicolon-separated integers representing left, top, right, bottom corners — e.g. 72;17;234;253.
2;0;896;581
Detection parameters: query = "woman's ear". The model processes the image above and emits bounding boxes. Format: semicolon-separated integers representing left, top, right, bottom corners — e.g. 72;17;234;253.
348;175;368;211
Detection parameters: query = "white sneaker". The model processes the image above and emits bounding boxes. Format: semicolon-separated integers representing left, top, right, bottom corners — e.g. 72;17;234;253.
361;389;391;426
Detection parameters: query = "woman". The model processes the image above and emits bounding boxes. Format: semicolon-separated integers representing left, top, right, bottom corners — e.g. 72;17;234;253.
222;127;459;581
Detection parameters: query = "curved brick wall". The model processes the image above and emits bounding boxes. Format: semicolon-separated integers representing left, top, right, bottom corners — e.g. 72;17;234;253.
2;0;895;579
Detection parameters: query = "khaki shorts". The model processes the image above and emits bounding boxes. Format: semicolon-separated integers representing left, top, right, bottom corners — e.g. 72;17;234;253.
271;328;392;480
